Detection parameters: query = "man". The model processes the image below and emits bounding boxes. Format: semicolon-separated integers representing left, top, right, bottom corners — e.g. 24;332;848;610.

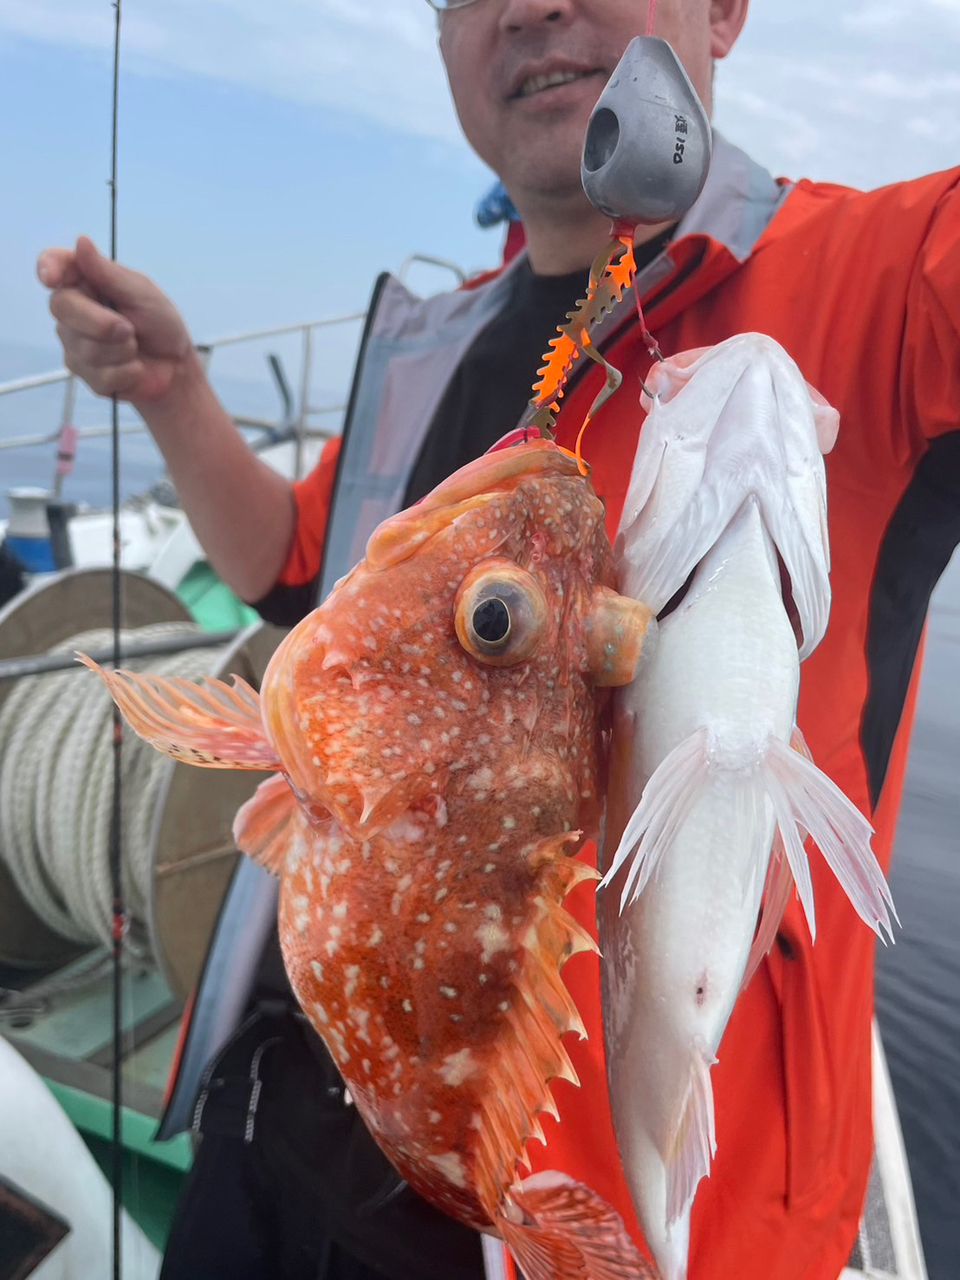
38;2;959;1277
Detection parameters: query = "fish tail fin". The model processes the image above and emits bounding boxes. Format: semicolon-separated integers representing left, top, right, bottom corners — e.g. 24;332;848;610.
762;729;898;944
496;1172;656;1280
77;653;280;771
233;772;302;874
599;728;710;912
664;1041;717;1226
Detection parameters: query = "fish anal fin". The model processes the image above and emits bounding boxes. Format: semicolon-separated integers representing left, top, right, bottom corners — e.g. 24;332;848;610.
233;773;302;875
665;1043;717;1226
78;654;279;771
763;735;897;943
497;1172;656;1280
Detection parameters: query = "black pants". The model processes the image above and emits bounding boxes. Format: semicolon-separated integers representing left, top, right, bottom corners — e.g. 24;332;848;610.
160;1006;485;1280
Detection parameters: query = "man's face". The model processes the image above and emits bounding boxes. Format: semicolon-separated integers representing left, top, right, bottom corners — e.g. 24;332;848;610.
439;1;730;208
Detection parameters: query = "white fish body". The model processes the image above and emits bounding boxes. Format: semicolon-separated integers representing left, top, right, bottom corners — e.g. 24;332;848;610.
599;335;896;1280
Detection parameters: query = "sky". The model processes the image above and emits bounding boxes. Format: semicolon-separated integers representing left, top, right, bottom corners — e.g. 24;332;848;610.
0;0;959;421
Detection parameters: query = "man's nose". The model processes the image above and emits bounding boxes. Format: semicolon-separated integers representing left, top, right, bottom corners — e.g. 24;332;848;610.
498;0;576;33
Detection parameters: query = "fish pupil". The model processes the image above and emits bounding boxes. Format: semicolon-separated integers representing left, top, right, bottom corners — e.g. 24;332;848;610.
473;597;511;645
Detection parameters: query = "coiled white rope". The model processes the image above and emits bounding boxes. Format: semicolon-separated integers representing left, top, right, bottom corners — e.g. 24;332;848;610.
0;624;228;962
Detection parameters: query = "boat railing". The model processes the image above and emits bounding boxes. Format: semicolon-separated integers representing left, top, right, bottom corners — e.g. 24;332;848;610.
0;312;365;486
0;252;467;485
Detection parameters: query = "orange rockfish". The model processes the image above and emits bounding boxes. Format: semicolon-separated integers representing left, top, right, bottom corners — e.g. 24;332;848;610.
82;441;658;1280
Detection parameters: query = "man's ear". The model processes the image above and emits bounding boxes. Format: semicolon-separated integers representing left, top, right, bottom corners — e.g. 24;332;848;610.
710;0;749;60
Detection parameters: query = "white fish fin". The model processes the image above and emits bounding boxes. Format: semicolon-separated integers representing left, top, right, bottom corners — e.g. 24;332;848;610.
665;1041;717;1226
741;831;793;992
762;735;898;944
599;728;710;913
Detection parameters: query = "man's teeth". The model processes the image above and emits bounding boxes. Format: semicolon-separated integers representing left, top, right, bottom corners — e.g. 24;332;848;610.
518;70;589;98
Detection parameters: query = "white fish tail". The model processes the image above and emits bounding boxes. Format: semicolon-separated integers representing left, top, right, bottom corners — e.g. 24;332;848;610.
665;1041;717;1226
762;732;898;945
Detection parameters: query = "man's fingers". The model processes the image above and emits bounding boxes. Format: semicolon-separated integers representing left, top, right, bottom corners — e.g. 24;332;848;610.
57;327;139;370
50;287;134;343
37;248;83;290
63;356;147;400
74;235;151;311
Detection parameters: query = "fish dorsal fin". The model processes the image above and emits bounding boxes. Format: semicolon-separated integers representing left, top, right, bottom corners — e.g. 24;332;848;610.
472;837;598;1219
78;654;280;771
233;773;302;875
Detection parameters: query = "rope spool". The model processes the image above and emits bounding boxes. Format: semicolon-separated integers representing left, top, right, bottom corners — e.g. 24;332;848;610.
0;569;283;998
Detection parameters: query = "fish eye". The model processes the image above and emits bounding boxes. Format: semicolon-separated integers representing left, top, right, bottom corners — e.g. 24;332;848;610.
472;597;511;648
455;560;548;667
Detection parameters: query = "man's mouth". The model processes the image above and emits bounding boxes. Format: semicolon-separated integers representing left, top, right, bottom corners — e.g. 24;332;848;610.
511;67;605;101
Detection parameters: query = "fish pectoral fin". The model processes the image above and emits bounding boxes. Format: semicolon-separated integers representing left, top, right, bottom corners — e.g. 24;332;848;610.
233;773;301;875
741;830;794;993
761;733;898;945
664;1042;718;1227
599;728;711;912
77;654;280;771
498;1172;656;1280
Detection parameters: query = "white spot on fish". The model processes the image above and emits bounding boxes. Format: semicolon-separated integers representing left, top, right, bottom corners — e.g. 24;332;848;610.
439;1050;477;1087
429;1111;442;1125
440;986;458;1000
476;922;510;963
403;999;414;1014
369;926;383;947
353;1008;372;1043
332;901;348;919
344;965;360;999
427;1153;468;1188
311;960;324;983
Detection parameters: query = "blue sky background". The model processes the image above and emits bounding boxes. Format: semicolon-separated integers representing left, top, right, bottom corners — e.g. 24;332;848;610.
1;0;959;493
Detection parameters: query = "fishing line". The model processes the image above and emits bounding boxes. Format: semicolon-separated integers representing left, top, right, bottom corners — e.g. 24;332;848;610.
107;2;125;1277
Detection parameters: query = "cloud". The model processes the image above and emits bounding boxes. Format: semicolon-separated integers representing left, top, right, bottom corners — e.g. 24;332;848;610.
716;1;960;188
0;0;460;144
2;0;959;191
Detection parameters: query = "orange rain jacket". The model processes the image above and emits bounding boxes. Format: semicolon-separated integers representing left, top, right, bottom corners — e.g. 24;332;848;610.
261;154;960;1279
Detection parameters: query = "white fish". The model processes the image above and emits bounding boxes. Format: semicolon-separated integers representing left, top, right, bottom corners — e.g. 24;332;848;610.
598;334;897;1280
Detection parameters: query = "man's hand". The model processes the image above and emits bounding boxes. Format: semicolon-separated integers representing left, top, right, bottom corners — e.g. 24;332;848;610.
37;235;193;405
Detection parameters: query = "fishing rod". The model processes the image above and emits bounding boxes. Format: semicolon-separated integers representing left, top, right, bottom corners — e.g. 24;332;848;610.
107;2;126;1277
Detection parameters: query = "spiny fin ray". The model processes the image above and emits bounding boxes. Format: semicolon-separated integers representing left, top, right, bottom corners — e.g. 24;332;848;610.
78;654;280;770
